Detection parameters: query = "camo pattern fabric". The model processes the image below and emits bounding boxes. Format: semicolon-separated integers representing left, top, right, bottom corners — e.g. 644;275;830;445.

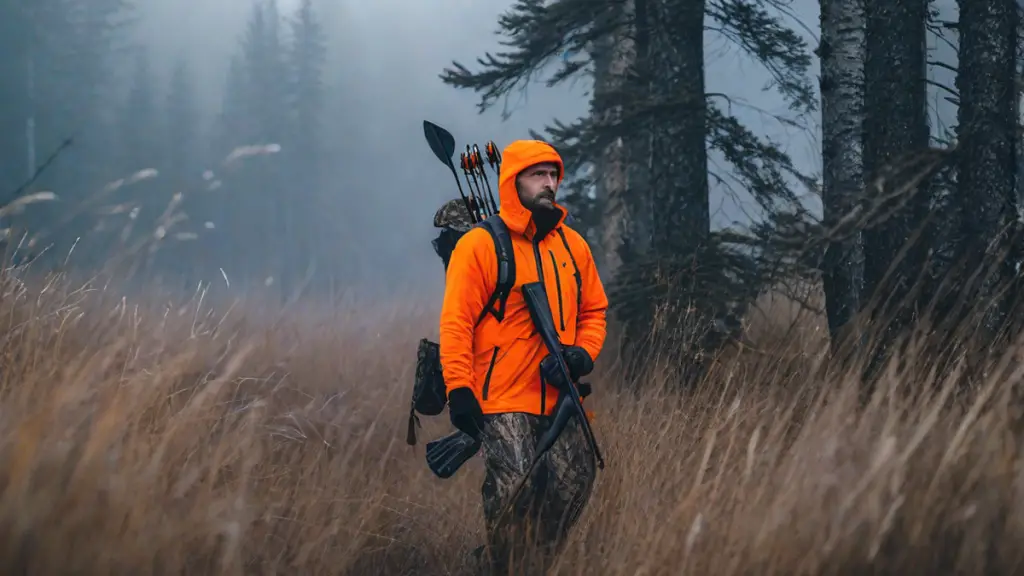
433;197;476;232
412;338;445;416
476;411;596;575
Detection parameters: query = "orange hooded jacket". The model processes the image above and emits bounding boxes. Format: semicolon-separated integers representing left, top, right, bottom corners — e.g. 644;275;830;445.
438;139;609;416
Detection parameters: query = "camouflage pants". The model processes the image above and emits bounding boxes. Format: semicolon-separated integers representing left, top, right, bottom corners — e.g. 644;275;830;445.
477;411;596;575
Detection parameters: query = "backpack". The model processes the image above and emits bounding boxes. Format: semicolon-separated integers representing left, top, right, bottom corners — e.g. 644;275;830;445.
405;213;583;446
407;215;515;445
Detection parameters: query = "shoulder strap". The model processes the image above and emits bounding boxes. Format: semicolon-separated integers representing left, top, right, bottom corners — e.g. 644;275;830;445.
475;215;516;327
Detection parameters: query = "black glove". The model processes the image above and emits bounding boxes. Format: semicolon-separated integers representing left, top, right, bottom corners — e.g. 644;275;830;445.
448;387;485;440
539;345;594;391
563;345;594;379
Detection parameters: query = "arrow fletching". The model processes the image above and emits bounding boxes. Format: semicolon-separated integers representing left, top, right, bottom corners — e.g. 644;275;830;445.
485;141;502;171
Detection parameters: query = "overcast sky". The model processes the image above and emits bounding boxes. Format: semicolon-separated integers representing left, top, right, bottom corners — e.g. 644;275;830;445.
127;0;958;303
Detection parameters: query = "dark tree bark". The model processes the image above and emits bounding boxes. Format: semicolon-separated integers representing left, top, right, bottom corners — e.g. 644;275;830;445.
591;0;638;277
615;0;711;368
860;0;930;374
819;0;865;350
649;0;710;255
954;0;1018;341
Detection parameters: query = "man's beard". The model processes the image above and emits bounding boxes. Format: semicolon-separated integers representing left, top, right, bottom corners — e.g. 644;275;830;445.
530;191;562;232
532;190;556;211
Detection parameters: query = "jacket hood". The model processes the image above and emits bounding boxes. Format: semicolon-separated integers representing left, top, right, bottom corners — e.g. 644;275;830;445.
497;139;567;237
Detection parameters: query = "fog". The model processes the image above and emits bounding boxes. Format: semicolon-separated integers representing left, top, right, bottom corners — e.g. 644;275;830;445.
121;0;825;302
4;0;963;307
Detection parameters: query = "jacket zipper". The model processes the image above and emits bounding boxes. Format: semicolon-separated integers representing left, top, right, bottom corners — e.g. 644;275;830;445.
548;250;565;331
481;346;499;400
532;236;547;414
556;228;582;311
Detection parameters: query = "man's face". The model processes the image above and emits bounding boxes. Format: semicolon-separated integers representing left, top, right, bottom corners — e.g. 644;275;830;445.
515;162;560;212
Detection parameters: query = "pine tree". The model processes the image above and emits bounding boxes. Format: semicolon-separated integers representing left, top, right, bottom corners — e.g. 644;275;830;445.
212;54;249;160
584;9;633;274
283;0;328;292
160;57;204;282
164;58;199;192
818;0;865;348
953;0;1019;341
859;0;931;378
208;0;295;291
0;0;35;194
286;0;326;162
117;48;159;176
0;0;134;263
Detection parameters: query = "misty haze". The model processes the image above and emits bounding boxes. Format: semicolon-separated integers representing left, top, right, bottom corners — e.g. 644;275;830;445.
5;0;837;305
0;0;1021;573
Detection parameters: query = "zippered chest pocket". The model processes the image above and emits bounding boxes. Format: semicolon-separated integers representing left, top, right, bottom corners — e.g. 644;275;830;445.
556;232;583;320
547;249;568;332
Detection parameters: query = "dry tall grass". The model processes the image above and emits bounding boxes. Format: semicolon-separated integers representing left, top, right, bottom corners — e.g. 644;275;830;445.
1;264;1023;575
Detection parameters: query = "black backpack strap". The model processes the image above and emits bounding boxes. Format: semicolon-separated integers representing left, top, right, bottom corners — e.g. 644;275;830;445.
556;228;582;307
475;216;516;327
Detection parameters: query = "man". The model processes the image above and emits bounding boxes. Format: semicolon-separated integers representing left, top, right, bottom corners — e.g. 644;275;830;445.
438;139;609;573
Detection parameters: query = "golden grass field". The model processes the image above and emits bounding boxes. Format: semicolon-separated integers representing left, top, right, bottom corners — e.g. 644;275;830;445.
0;263;1022;575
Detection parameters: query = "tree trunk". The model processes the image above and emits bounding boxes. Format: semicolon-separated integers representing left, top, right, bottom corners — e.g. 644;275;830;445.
644;0;710;372
649;0;710;257
819;0;865;350
861;0;930;372
623;0;654;264
612;0;709;371
590;1;634;277
955;0;1018;340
